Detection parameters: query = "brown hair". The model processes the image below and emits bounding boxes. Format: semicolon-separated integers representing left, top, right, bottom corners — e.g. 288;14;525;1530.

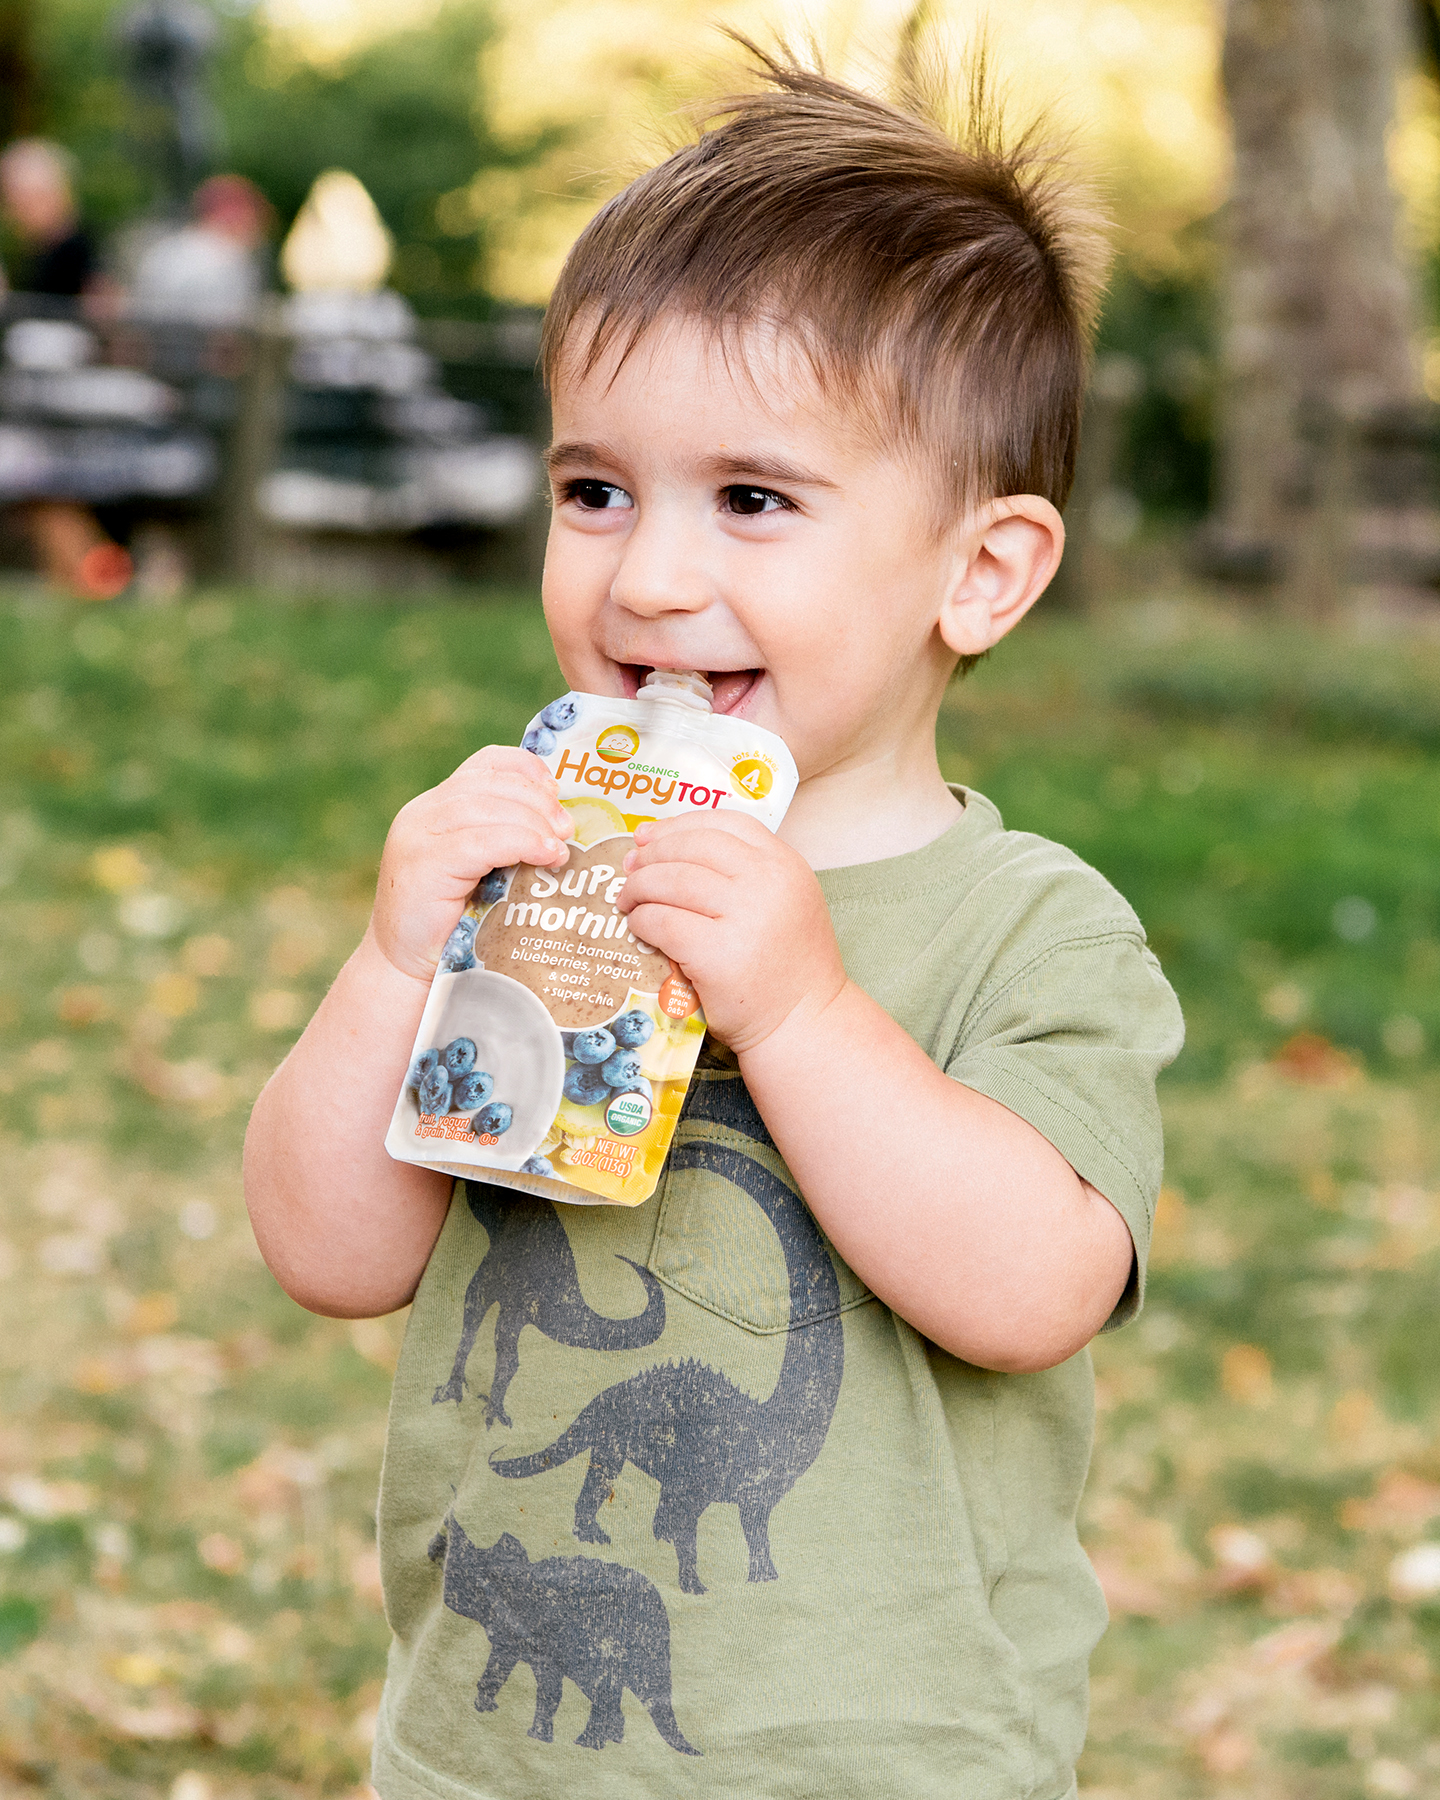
541;38;1109;518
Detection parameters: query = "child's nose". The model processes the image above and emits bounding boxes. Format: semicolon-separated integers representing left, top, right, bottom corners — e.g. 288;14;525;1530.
608;506;713;618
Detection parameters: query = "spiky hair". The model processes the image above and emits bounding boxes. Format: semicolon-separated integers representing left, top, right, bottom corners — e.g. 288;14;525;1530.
541;35;1110;518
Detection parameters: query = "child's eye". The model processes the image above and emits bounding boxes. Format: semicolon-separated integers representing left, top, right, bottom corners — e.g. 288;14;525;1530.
564;479;632;510
722;485;793;516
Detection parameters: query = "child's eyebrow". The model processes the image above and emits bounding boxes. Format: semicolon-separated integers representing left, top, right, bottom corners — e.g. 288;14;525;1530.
544;439;620;473
697;452;838;490
543;440;839;491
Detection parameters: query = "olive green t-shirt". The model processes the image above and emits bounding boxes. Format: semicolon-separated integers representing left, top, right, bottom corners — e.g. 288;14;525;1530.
372;788;1184;1800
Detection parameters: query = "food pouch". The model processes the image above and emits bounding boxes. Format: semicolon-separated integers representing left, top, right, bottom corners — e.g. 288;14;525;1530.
384;670;798;1205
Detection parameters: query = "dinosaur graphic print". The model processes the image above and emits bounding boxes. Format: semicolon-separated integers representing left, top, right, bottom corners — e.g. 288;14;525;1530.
429;1514;699;1755
432;1184;666;1427
491;1076;845;1594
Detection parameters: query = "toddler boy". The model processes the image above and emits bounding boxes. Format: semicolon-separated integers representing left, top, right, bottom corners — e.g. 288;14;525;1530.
245;48;1184;1800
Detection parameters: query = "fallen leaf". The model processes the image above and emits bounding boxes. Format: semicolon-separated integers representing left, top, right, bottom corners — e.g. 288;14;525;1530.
350;1546;384;1608
268;927;327;978
349;1317;399;1370
249;989;303;1031
197;1533;245;1576
1272;1032;1361;1087
1265;1566;1361;1618
110;1651;167;1687
56;984;108;1026
91;846;149;893
1341;1470;1440;1536
1250;1618;1340;1670
148;973;200;1019
1221;1343;1274;1406
125;1292;179;1338
1199;1726;1254;1775
110;1696;202;1740
1208;1524;1275;1593
181;934;233;977
1328;1388;1378;1443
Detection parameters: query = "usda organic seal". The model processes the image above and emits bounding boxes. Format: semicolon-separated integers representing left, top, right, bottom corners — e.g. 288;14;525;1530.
605;1089;652;1136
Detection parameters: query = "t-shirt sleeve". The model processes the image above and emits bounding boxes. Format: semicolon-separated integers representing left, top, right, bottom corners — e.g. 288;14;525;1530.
944;930;1184;1329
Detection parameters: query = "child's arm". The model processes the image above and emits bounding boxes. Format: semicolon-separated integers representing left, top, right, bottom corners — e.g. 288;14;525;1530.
619;813;1134;1373
243;748;572;1318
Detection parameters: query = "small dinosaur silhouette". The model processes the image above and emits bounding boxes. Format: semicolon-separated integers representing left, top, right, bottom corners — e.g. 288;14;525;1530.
433;1183;666;1427
428;1514;699;1755
491;1079;844;1594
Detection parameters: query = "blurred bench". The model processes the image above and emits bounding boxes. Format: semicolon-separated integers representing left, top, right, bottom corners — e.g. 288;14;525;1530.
0;290;546;590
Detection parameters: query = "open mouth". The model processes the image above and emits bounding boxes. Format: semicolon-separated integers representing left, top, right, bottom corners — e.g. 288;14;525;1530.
619;664;762;716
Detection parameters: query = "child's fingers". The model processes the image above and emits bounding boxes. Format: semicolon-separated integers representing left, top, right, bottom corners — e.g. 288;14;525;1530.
621;902;715;969
418;790;566;844
632;810;770;851
623;823;761;879
452;742;557;786
617;859;729;920
445;747;572;832
388;794;569;874
449;825;570;873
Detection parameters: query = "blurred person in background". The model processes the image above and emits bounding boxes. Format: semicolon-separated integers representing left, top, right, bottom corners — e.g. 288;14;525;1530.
131;173;273;327
0;137;101;303
0;137;132;600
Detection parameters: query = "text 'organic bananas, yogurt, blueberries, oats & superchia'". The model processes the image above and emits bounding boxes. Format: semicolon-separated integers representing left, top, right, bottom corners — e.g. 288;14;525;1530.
384;670;798;1205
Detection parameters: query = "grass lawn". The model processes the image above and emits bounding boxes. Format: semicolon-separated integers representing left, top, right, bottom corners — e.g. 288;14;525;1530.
0;585;1437;1798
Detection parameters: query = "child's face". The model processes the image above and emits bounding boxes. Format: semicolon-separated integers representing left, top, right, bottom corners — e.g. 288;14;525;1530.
542;317;975;784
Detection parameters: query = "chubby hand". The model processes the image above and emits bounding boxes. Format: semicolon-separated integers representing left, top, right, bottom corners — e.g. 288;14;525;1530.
372;747;572;982
617;813;846;1053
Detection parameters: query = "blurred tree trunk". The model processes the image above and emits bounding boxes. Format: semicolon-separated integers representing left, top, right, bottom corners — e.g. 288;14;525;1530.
0;0;38;144
1210;0;1424;611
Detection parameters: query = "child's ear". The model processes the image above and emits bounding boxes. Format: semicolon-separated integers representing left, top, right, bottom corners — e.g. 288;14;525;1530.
937;497;1065;659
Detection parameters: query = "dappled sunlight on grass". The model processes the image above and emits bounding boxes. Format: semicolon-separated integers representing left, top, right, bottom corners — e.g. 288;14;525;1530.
1083;1068;1440;1798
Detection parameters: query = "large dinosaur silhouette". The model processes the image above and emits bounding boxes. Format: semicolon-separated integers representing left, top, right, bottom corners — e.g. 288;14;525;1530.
491;1078;845;1594
428;1514;699;1755
433;1184;666;1428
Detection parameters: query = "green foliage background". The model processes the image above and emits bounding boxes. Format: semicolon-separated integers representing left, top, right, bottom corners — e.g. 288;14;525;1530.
9;0;543;311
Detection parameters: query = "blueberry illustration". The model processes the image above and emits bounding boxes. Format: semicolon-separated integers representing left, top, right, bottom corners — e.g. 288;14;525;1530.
563;1063;611;1107
539;697;578;732
419;1065;451;1115
560;1030;578;1057
443;1037;477;1077
440;915;474;954
608;1073;653;1103
521;1154;554;1177
609;1009;654;1050
522;725;556;757
600;1048;643;1089
571;1027;616;1066
408;1046;440;1091
439;917;477;972
478;866;513;905
471;1101;513;1138
452;1069;494;1112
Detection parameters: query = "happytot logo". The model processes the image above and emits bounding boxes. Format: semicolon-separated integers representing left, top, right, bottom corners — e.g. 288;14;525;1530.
596;725;640;763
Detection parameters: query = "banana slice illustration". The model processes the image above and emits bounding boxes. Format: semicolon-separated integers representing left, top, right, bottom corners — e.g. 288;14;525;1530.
560;795;628;848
